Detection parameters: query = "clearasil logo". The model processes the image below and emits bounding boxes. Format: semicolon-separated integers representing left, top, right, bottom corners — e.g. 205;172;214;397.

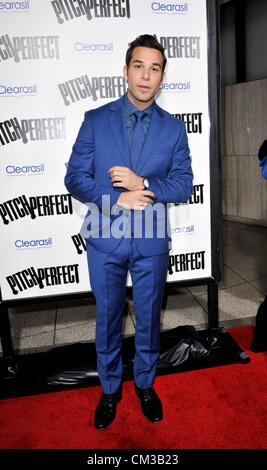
74;42;113;53
171;224;195;235
159;81;190;92
15;238;53;249
0;1;30;12
0;84;37;96
151;2;188;13
6;164;45;176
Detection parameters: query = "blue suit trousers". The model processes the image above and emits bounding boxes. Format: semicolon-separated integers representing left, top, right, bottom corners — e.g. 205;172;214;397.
86;237;169;394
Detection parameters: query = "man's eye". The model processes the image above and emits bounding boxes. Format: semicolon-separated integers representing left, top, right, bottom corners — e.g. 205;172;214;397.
152;68;160;72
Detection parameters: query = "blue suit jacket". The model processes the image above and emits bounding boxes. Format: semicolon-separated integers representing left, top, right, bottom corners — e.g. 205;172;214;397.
65;96;193;256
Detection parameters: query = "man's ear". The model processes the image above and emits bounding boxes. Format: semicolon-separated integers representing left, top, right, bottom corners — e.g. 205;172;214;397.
123;65;128;81
161;71;165;85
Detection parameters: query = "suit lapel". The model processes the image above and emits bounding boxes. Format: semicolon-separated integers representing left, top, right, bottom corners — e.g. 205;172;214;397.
109;97;132;168
108;98;165;173
136;104;165;175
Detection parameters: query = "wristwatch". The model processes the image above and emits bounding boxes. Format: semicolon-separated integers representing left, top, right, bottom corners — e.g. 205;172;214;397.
143;178;149;189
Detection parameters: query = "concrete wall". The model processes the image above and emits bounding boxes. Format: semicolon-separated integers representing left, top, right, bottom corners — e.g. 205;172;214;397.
220;0;267;86
221;78;267;226
246;0;267;82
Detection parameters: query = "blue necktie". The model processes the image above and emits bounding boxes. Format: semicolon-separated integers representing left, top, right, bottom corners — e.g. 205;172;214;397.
130;110;145;170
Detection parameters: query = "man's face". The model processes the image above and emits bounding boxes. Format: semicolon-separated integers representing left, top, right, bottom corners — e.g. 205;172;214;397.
123;46;164;109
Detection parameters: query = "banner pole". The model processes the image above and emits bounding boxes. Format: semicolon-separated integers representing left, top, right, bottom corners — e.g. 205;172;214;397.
0;304;18;380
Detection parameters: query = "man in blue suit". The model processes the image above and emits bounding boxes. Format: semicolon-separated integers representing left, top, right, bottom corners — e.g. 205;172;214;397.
65;34;193;429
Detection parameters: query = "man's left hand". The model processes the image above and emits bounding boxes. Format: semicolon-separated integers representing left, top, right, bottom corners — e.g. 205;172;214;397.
108;166;144;191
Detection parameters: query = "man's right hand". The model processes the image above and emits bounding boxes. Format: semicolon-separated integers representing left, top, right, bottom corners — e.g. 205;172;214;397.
117;190;155;211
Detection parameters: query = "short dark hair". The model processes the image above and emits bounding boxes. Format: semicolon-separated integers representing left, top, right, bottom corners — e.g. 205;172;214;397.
258;140;267;161
125;34;167;72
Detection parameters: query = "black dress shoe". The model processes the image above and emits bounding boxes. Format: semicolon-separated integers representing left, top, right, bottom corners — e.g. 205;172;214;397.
135;386;163;422
94;389;122;429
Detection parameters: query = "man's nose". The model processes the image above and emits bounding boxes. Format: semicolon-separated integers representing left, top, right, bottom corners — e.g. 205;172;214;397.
142;68;150;80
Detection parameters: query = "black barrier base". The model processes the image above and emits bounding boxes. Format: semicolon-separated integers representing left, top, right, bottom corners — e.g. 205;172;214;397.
0;326;250;399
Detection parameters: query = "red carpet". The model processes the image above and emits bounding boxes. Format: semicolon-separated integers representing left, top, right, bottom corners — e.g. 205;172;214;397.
0;325;267;449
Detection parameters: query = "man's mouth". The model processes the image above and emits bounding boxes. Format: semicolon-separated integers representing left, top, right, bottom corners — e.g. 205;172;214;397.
137;85;150;91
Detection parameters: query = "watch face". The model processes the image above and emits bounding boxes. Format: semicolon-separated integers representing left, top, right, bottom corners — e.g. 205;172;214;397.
144;178;149;189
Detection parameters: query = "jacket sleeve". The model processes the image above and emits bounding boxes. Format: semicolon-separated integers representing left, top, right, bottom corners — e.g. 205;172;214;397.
64;111;121;210
148;122;193;203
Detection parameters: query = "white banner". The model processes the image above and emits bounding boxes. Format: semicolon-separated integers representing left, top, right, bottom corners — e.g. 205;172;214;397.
0;0;211;300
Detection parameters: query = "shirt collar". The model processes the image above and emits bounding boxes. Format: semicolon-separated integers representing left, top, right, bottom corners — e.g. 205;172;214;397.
123;93;155;119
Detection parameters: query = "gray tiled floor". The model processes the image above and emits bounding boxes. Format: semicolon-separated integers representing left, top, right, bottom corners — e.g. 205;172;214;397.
2;220;267;356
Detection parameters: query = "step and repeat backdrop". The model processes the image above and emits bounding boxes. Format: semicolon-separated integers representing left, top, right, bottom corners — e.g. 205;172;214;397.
0;0;212;301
